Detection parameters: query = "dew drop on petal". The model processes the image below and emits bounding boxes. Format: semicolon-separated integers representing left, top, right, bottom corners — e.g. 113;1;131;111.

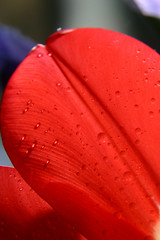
16;90;21;95
97;132;108;144
31;142;36;149
25;150;29;155
43;160;50;169
27;100;32;105
56;82;62;87
151;98;155;104
37;53;43;58
48;52;52;57
53;139;58;146
34;123;41;129
22;107;29;114
21;135;26;141
57;27;62;31
66;86;71;92
135;128;141;135
115;90;120;97
149;111;154;118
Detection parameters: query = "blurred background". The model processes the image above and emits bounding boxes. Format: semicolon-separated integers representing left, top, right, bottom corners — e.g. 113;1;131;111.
0;0;160;166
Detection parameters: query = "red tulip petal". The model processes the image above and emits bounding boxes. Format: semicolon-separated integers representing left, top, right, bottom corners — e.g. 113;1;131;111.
0;166;86;240
1;28;160;240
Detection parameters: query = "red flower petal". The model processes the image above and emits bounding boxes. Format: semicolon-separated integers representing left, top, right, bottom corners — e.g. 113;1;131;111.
1;28;160;239
0;166;86;240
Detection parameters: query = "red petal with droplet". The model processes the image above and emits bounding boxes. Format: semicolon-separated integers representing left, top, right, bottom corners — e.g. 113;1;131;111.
0;166;86;240
1;28;160;240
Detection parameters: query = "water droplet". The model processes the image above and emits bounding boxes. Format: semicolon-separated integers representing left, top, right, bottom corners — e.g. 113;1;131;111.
120;150;126;156
135;128;141;135
134;104;139;108
137;49;140;54
16;90;21;95
76;124;81;129
66;86;71;92
151;98;155;104
34;123;41;129
22;107;29;114
43;160;50;168
115;90;120;97
82;75;88;82
37;53;43;58
41;145;45;149
19;188;23;191
53;139;58;146
27;100;32;105
21;135;26;141
41;109;45;113
97;132;108;144
48;52;52;57
56;82;62;87
156;81;160;87
31;45;37;51
32;143;36;149
57;27;62;31
25;150;29;155
149;111;154;118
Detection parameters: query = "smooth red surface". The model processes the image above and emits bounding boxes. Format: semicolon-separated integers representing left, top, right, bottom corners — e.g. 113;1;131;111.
0;166;85;240
1;28;160;239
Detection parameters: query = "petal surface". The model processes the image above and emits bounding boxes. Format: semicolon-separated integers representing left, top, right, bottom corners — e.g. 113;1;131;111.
1;28;160;240
0;166;86;240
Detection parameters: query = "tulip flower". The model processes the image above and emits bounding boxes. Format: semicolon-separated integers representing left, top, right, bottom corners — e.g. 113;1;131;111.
1;28;160;240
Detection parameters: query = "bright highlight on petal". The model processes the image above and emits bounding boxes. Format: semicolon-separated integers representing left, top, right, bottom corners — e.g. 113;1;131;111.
1;28;160;240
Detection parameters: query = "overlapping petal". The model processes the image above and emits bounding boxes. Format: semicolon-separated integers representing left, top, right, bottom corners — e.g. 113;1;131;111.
1;28;160;240
0;166;85;240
